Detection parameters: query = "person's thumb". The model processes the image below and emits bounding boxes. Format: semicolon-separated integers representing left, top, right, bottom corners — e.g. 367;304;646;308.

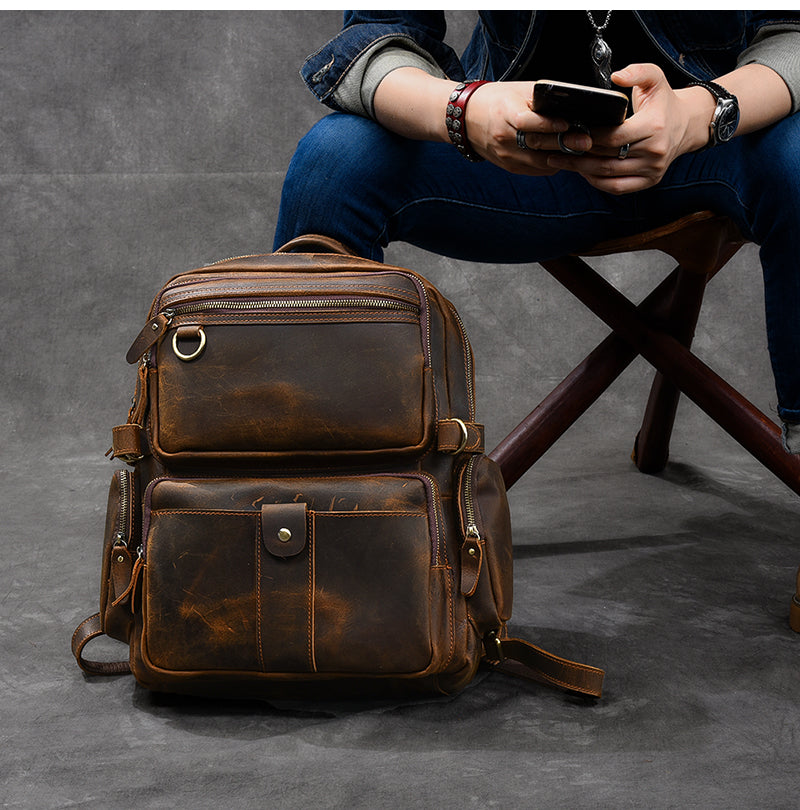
612;62;668;94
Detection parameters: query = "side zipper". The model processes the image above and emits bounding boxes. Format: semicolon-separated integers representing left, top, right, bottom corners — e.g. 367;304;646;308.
460;456;483;598
463;456;481;542
400;471;445;567
115;469;132;549
448;304;476;422
109;469;142;610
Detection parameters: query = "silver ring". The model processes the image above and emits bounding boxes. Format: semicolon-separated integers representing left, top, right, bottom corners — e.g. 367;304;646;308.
617;143;631;160
516;129;528;151
557;132;585;156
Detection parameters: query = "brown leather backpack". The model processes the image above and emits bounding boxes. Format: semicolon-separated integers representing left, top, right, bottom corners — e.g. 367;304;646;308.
72;236;604;701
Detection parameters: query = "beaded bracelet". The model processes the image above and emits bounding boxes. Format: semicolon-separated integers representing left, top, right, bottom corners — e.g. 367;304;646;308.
445;80;490;162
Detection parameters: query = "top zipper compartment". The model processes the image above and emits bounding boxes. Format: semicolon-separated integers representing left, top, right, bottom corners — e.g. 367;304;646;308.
126;269;427;365
161;294;419;318
157;271;421;312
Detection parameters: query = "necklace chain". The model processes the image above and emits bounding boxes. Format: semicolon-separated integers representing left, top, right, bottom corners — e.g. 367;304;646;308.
586;10;614;89
586;10;612;33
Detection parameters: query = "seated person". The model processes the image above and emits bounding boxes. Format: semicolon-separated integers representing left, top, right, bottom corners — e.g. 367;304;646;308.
275;11;800;451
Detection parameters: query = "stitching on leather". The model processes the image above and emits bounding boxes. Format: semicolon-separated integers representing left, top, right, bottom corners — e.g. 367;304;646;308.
314;511;425;518
308;515;317;672
255;524;265;672
151;509;256;517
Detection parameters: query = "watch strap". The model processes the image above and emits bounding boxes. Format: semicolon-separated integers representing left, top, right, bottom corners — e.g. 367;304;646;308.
687;80;737;105
686;80;739;148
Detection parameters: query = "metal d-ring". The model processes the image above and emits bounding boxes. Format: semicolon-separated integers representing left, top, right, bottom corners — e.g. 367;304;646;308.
448;418;469;455
172;326;206;362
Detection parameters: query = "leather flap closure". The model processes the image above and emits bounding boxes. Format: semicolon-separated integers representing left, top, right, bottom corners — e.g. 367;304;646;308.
460;537;483;597
126;312;170;364
261;503;308;558
110;544;134;605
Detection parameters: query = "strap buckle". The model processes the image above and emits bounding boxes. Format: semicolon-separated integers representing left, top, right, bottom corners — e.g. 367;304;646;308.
445;418;469;455
484;630;505;663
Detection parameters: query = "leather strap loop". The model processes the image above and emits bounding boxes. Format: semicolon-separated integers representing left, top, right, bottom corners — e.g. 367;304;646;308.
71;613;131;677
110;423;145;463
437;419;485;454
485;633;605;698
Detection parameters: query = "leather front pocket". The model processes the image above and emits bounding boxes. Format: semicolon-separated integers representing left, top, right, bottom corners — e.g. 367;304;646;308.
147;272;434;461
140;475;445;676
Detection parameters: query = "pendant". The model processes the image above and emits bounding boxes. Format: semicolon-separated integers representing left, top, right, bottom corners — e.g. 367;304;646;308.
591;34;613;89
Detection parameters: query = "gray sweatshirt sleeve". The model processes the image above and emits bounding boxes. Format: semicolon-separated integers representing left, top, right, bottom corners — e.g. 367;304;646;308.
737;25;800;113
331;41;446;119
334;24;800;119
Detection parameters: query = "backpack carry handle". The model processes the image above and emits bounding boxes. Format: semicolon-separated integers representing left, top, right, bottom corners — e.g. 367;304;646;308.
274;233;358;256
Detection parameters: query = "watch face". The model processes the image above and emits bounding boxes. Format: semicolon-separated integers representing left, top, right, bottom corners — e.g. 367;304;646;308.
714;98;740;143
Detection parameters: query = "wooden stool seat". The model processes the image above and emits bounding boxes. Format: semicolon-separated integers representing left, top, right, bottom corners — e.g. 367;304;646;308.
487;211;800;628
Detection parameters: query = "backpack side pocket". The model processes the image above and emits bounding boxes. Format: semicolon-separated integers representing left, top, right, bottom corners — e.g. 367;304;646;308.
457;455;513;637
99;469;137;642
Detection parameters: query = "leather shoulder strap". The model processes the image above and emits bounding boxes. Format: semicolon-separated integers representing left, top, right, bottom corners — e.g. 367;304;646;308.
70;614;603;697
71;613;131;677
486;632;605;698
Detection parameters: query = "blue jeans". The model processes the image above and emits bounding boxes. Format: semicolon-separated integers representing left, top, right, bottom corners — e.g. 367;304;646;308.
275;112;800;423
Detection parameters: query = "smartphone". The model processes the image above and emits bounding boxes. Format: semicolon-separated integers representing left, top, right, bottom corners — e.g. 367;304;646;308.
532;80;628;128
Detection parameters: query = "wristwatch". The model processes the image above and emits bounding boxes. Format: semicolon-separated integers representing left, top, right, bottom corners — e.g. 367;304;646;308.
687;81;740;148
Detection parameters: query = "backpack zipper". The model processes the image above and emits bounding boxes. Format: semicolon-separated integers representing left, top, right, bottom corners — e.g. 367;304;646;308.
463;456;481;542
130;293;421;364
162;295;419;319
114;470;133;548
449;304;476;422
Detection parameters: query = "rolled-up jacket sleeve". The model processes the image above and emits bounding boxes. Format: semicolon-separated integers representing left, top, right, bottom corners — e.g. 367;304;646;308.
335;43;446;119
737;24;800;113
301;11;464;112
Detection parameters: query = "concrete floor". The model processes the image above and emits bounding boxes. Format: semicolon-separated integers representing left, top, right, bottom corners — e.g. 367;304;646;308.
3;421;799;809
2;10;798;809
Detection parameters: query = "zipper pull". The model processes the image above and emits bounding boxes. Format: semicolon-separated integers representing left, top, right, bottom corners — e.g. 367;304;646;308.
125;310;173;364
110;551;143;609
461;525;483;597
126;355;150;426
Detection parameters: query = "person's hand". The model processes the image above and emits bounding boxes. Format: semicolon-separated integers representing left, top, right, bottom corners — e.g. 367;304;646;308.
545;63;713;194
464;81;590;175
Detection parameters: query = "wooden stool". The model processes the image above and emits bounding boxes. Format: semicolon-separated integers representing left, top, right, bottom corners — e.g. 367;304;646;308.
487;211;800;629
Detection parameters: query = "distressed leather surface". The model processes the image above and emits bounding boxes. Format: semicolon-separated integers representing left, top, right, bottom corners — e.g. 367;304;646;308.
133;261;474;463
129;472;495;695
154;320;429;456
103;250;513;698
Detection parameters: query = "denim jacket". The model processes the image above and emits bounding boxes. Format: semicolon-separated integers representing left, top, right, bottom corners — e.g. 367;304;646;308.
302;10;800;112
